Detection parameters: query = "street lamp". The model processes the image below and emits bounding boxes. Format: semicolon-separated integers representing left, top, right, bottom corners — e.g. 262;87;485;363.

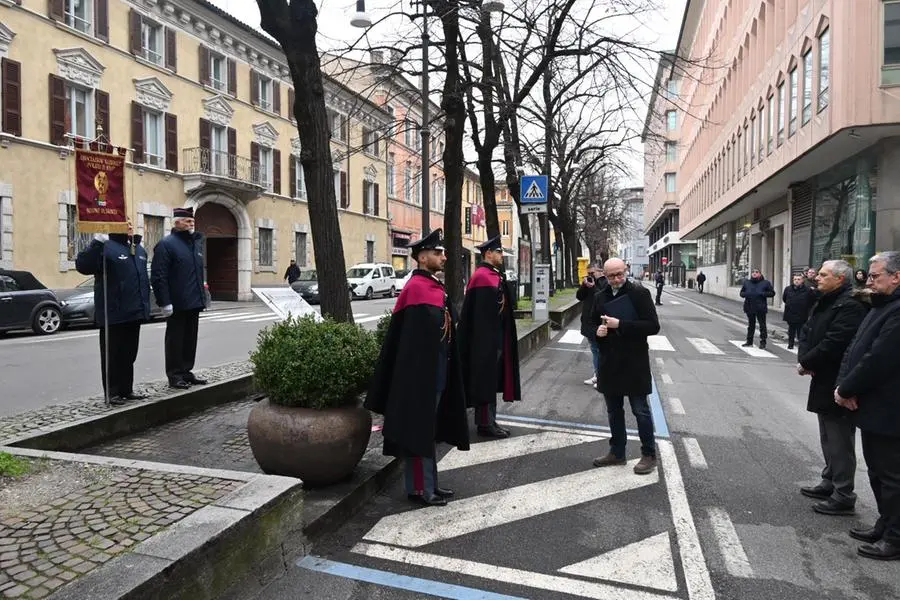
351;0;373;28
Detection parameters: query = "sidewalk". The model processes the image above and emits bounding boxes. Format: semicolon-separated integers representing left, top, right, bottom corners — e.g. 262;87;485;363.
665;287;789;340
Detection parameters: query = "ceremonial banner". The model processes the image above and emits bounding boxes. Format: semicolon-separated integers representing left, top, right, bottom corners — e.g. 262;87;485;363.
75;147;129;234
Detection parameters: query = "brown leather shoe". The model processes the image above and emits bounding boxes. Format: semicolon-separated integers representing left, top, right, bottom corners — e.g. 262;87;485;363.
634;455;657;475
592;453;626;467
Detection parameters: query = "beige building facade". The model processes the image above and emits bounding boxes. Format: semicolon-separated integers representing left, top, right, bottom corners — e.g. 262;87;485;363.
0;0;391;301
645;0;900;303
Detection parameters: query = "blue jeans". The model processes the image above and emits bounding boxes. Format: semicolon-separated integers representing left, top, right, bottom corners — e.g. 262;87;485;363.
586;336;601;375
604;394;656;459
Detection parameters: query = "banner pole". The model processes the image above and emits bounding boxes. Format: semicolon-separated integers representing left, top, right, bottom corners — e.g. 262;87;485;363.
102;258;111;408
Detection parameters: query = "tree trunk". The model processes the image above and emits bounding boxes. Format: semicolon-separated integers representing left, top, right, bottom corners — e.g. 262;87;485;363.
256;0;352;322
478;151;500;239
435;0;466;308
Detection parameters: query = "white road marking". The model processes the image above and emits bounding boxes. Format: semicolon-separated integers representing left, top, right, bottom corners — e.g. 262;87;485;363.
669;300;682;305
648;335;676;351
355;315;383;324
707;507;753;578
681;437;708;470
199;311;259;320
494;419;634;440
204;312;274;322
245;315;280;323
4;332;97;345
655;357;665;366
687;337;724;355
771;342;797;354
439;431;600;472
668;397;685;415
729;340;777;358
658;439;716;600
558;329;585;345
353;543;679;600
661;373;674;384
558;532;678;593
362;461;658;548
547;347;591;353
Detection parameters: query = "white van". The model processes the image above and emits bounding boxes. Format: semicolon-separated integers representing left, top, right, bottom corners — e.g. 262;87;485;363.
346;263;396;299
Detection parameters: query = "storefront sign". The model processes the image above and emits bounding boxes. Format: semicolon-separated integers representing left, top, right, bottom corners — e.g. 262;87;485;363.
75;147;129;234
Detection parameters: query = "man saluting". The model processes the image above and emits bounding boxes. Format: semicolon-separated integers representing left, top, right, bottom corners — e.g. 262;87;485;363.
459;235;521;438
365;229;469;507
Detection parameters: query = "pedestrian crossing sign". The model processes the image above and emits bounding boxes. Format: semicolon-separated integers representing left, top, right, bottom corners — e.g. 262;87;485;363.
520;175;549;204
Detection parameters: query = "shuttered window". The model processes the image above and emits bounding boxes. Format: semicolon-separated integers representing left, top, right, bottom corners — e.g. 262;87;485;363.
1;58;22;136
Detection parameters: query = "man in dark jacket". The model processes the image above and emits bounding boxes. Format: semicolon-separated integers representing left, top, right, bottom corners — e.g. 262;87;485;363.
740;268;775;349
283;259;301;284
577;265;606;387
783;273;817;349
696;271;707;293
654;270;665;305
365;229;469;506
151;207;208;390
797;260;867;517
591;258;661;475
76;220;151;406
835;252;900;561
458;236;521;439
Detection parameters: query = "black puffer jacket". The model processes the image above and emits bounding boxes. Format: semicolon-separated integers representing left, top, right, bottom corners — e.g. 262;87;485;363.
150;229;206;311
783;284;816;324
75;234;152;326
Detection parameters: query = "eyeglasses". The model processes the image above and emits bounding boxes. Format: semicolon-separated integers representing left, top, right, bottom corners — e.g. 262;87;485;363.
606;271;626;279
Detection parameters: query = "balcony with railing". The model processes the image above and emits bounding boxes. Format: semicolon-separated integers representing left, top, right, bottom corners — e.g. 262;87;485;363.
182;148;264;200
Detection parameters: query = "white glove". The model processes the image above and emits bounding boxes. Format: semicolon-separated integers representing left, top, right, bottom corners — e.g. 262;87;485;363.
162;304;174;318
93;233;109;243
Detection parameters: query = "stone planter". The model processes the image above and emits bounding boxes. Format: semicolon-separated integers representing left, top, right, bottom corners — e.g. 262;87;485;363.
247;399;372;487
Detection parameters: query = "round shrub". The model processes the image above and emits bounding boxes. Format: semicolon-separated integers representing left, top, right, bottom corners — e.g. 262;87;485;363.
374;311;392;348
250;315;379;409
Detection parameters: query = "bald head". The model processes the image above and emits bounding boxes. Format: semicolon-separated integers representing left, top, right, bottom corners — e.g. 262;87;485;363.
603;258;627;288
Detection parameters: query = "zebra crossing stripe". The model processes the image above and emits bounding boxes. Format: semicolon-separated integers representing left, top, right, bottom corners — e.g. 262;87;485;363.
648;335;675;351
558;330;584;345
686;338;724;355
729;340;777;358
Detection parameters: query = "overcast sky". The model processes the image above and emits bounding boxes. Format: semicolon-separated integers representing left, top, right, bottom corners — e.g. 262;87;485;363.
208;0;688;187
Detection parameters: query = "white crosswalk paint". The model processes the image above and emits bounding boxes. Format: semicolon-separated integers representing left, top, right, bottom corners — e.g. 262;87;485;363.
648;335;675;351
729;340;777;358
686;337;725;355
682;437;708;469
439;431;600;472
667;397;685;415
771;342;797;354
655;357;665;366
206;312;274;322
200;311;259;320
661;373;674;384
362;461;658;548
355;315;384;324
558;532;678;593
558;329;585;345
245;315;280;323
707;507;753;578
669;300;682;305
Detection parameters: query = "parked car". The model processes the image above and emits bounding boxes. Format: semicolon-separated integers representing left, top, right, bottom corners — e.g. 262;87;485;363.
395;269;413;292
346;263;396;299
0;269;63;335
289;269;320;304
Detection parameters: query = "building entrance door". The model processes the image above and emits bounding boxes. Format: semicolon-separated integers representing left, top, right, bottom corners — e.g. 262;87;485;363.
195;202;238;301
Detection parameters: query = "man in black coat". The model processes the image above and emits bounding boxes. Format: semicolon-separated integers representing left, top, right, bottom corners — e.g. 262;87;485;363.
654;270;665;305
577;265;606;387
835;252;900;561
458;236;521;439
76;220;152;406
151;207;208;390
591;258;661;475
365;229;469;507
283;259;301;284
797;260;867;517
696;271;707;294
783;273;817;349
740;268;776;349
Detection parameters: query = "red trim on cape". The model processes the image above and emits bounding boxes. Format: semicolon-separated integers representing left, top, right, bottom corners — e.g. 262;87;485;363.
467;265;501;290
393;271;446;313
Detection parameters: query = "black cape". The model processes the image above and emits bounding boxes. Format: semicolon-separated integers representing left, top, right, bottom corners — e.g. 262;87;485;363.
364;270;470;458
458;263;522;407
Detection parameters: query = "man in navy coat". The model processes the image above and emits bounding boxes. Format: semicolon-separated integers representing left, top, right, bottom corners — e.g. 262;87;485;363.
151;207;208;389
76;220;151;406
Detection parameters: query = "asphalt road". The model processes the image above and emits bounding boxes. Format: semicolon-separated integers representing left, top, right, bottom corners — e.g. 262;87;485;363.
256;292;897;600
0;297;395;417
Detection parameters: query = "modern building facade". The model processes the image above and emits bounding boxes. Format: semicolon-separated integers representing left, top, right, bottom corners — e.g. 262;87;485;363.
647;0;900;303
615;187;649;277
0;0;391;300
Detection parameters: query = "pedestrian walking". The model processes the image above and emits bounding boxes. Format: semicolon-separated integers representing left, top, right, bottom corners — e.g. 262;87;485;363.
797;260;868;516
654;270;665;305
783;273;816;349
834;251;900;561
577;265;606;388
283;259;301;284
740;268;775;349
150;207;208;390
364;229;469;507
696;271;706;294
590;258;661;475
854;269;868;289
458;235;521;439
75;220;151;406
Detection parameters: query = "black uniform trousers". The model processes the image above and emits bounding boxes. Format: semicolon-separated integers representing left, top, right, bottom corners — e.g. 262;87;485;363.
99;321;141;398
861;431;900;545
746;312;768;342
165;309;201;384
655;285;663;305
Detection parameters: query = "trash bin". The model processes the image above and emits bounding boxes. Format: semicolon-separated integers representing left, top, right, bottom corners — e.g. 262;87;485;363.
687;278;694;289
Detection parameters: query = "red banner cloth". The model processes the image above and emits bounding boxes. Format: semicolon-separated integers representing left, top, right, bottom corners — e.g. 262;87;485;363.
75;147;129;234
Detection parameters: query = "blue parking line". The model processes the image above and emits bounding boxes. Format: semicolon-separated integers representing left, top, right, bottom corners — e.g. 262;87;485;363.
297;555;527;600
649;374;670;438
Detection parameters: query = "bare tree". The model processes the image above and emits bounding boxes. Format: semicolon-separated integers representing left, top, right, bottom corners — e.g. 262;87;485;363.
255;0;353;322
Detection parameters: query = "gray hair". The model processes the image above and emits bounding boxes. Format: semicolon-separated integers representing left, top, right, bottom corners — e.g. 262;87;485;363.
821;260;853;282
870;251;900;274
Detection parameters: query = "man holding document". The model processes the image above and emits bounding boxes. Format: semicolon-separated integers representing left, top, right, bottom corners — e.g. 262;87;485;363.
590;258;661;475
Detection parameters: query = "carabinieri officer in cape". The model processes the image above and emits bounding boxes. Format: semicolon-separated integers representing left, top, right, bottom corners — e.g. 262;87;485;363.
458;235;522;438
365;229;470;507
